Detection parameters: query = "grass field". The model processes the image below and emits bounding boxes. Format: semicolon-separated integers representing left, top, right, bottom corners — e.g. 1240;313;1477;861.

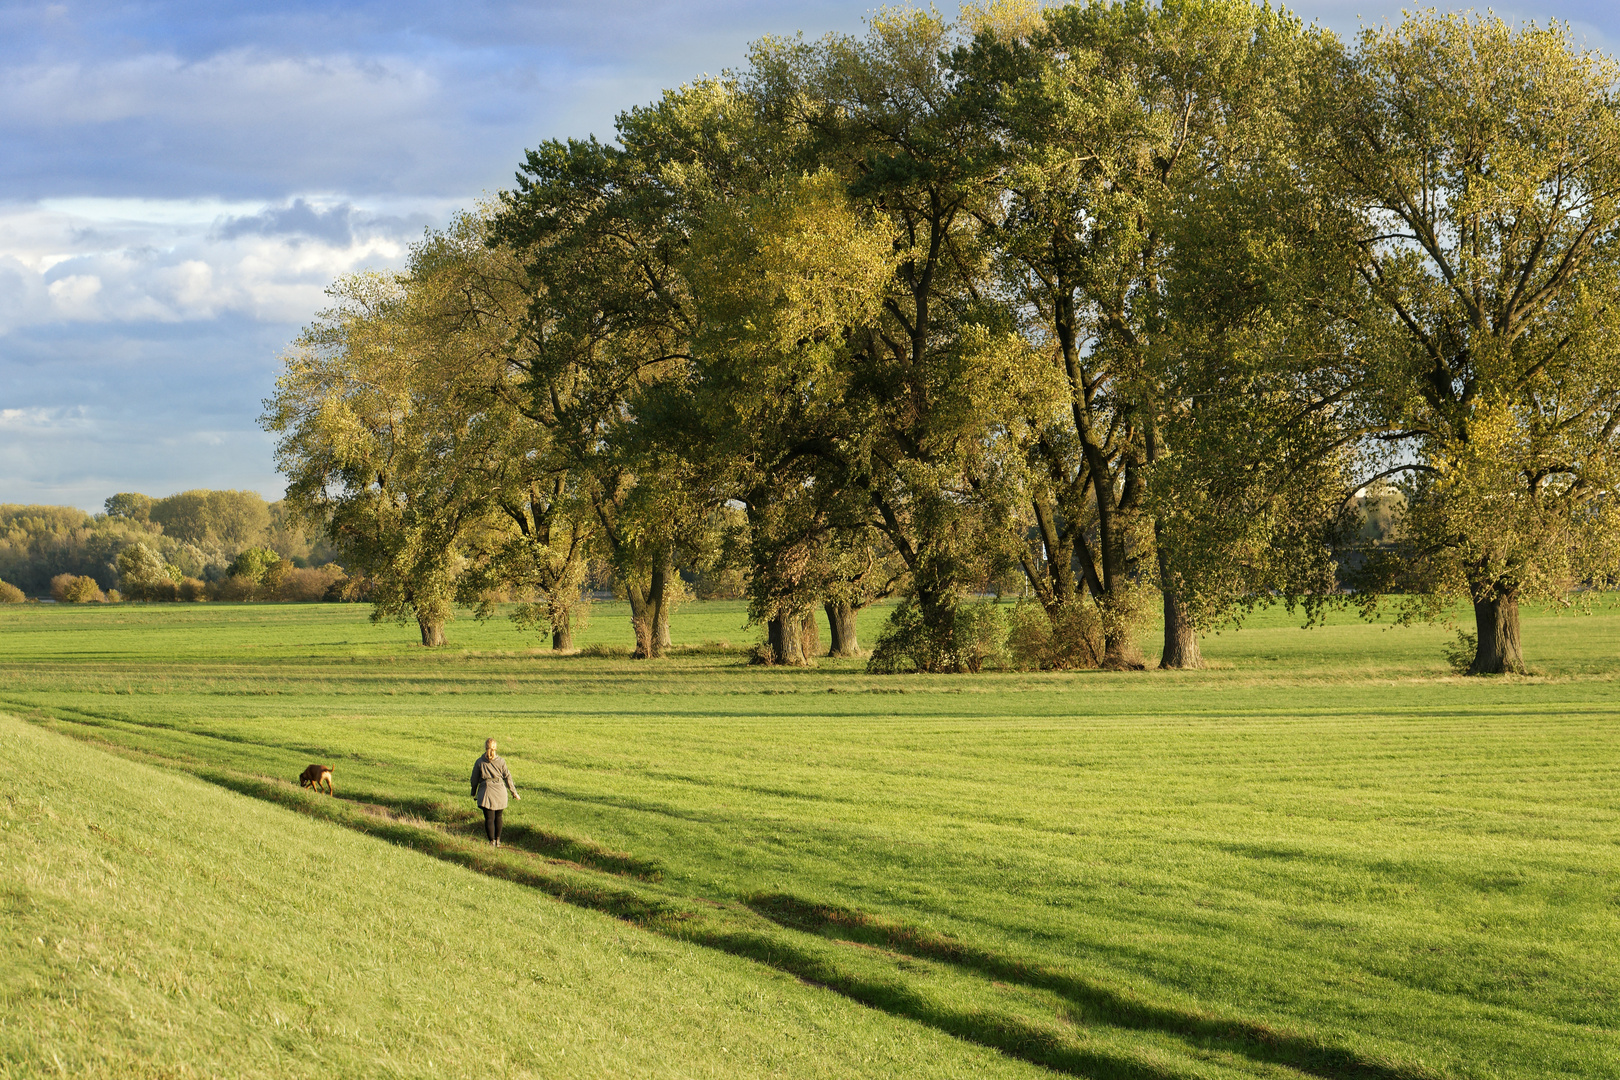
2;598;1618;1079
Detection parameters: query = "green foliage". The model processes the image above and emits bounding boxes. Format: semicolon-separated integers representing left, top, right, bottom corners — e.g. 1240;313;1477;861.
1442;629;1480;676
227;546;282;587
102;492;153;520
116;542;182;601
1005;597;1106;670
149;489;271;548
952;600;1010;673
252;3;1620;673
266;214;595;648
1312;13;1620;671
0;579;26;603
868;598;1011;674
1;493;325;601
1;504;135;595
865;600;933;674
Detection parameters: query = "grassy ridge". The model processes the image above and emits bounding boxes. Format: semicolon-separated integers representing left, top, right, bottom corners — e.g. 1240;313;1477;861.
2;600;1618;1078
0;712;1052;1080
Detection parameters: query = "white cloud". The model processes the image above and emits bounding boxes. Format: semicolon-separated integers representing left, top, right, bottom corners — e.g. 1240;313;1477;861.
0;405;92;432
0;195;445;332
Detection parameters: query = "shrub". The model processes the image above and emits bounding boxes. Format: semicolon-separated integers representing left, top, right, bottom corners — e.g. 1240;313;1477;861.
0;579;25;603
1007;600;1105;670
52;574;105;603
178;577;208;602
228;547;281;586
221;546;293;600
212;575;256;602
117;542;182;601
322;571;370;602
72;579;108;605
868;600;952;673
954;601;1010;673
1443;629;1478;676
276;564;346;602
868;600;1014;673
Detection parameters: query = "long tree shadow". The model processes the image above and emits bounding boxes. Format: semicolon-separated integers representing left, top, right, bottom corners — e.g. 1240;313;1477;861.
678;928;1196;1080
198;768;675;922
335;789;662;881
746;893;1434;1080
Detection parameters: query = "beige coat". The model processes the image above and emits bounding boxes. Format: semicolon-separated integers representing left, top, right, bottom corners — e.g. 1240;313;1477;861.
470;754;517;810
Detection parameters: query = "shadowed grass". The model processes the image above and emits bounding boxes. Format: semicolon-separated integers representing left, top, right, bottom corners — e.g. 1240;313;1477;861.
746;893;1436;1080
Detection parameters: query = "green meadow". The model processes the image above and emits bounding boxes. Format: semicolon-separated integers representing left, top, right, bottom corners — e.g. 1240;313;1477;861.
2;599;1618;1079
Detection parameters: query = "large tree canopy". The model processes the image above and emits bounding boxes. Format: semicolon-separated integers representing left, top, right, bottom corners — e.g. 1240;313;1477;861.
1312;13;1620;673
269;2;1620;675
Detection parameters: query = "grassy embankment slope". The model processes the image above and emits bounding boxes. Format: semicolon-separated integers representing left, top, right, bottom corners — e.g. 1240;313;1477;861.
0;710;1045;1080
2;599;1618;1079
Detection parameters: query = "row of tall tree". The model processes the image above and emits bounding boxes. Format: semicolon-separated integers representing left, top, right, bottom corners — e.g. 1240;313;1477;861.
266;3;1620;674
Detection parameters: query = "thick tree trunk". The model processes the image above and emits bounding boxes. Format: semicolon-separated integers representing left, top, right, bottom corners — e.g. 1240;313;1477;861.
1101;632;1144;671
1470;589;1527;675
418;615;446;648
767;612;808;666
549;588;579;651
627;557;672;659
825;601;860;657
1158;590;1202;670
800;610;822;660
1099;597;1144;670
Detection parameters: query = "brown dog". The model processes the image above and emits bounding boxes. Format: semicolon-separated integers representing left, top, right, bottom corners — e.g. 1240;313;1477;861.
299;764;333;795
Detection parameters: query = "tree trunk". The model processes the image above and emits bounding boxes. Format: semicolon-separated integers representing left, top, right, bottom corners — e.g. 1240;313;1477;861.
646;558;671;658
1470;588;1527;675
1158;590;1202;670
549;587;579;651
825;601;860;657
627;557;672;659
1099;601;1144;670
800;610;822;660
626;584;650;657
767;612;808;666
418;615;446;648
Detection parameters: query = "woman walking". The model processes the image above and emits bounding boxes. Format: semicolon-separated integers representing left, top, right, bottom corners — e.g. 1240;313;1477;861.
470;738;520;846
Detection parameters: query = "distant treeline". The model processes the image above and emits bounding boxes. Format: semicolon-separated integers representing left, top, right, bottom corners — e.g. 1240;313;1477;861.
0;490;343;601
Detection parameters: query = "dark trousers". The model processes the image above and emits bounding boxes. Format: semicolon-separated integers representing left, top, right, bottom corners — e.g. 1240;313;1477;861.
483;807;504;842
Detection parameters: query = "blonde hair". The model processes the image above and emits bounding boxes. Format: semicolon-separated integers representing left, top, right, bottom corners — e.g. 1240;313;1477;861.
485;738;498;761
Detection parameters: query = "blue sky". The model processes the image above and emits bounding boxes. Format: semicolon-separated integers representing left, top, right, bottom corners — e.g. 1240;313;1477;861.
2;0;1617;512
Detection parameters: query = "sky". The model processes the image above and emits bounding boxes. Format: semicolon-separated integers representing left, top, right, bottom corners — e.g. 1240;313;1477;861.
2;1;1617;513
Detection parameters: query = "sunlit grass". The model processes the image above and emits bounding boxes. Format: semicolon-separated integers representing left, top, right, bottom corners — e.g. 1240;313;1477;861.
0;714;1046;1080
2;599;1617;1078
